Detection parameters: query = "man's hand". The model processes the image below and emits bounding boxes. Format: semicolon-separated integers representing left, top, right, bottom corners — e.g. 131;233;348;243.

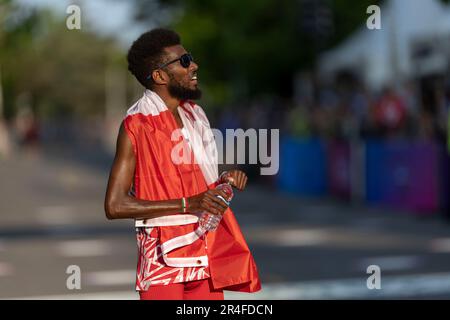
188;189;230;216
220;169;248;191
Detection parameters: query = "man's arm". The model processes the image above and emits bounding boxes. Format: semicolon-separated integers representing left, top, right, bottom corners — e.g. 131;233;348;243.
104;122;229;220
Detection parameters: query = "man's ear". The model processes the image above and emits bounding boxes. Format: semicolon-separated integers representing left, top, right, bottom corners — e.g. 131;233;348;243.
152;69;167;85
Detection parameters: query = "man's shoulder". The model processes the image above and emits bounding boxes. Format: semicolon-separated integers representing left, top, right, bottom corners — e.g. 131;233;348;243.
125;95;166;120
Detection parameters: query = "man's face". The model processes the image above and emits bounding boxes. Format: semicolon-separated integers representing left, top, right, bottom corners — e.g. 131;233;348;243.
161;45;201;100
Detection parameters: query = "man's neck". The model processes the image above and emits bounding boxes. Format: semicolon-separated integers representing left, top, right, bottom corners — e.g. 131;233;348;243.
152;87;180;114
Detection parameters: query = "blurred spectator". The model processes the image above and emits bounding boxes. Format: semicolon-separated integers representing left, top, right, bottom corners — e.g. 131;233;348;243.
374;88;407;138
14;105;40;151
417;110;437;141
349;88;370;123
286;104;311;138
360;99;383;139
217;74;447;147
447;100;450;153
435;80;450;144
0;119;12;158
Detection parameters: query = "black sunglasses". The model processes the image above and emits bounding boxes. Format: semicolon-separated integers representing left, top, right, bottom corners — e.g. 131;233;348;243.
147;53;194;80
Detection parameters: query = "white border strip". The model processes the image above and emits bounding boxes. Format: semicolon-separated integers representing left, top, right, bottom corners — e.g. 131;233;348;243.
135;214;199;227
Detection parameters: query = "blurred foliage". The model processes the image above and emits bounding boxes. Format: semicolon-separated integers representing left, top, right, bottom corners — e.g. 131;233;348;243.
0;0;124;120
132;0;386;107
2;0;449;119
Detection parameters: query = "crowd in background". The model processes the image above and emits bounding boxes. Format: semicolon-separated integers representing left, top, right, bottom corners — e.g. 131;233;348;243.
214;72;449;146
5;71;449;160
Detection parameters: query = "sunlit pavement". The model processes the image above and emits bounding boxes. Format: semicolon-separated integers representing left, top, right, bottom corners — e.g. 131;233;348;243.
1;150;450;300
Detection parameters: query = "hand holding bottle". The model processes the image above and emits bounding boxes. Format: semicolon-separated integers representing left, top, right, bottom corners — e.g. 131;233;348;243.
198;183;234;232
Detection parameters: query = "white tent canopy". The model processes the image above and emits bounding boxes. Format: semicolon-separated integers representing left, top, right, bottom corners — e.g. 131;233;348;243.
318;0;450;90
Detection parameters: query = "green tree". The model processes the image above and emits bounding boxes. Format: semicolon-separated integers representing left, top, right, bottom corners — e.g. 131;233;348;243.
131;0;384;106
0;1;125;120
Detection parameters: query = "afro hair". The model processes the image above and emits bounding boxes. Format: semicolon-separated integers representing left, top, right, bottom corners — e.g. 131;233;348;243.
127;28;181;89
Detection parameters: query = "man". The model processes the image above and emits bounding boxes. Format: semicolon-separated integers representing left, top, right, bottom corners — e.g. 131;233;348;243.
104;28;261;300
375;88;407;137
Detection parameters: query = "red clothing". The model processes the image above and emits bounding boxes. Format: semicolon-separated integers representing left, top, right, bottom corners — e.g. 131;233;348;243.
124;90;261;293
135;226;210;290
375;93;406;130
139;278;224;300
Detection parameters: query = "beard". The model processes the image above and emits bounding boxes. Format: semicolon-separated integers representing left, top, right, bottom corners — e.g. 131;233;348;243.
167;74;202;100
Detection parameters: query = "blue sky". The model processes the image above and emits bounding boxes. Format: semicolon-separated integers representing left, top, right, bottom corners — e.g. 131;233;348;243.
17;0;150;47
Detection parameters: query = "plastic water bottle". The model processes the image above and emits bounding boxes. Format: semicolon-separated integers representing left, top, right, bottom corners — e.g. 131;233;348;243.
198;183;234;232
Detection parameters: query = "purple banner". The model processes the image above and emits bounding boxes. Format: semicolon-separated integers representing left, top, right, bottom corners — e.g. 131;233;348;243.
366;141;440;214
327;142;351;200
